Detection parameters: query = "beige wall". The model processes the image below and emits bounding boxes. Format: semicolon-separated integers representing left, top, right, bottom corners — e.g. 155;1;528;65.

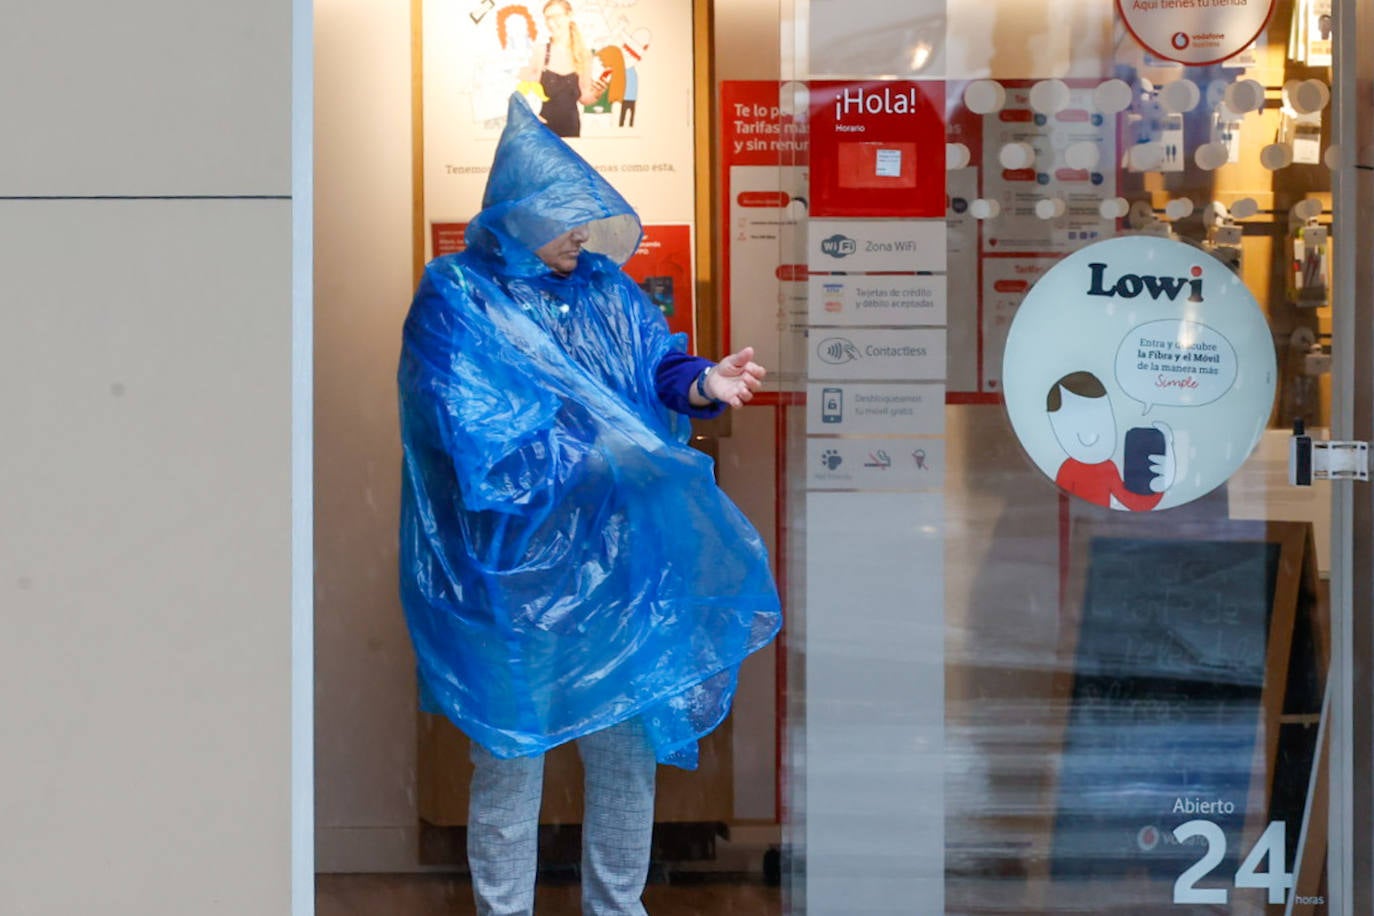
312;0;422;871
0;2;302;915
716;0;783;80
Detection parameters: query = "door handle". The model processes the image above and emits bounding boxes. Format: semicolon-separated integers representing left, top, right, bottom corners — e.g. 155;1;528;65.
1289;419;1369;485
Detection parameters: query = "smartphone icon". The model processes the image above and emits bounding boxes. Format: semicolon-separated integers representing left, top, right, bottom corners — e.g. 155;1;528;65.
1123;426;1166;495
822;387;843;423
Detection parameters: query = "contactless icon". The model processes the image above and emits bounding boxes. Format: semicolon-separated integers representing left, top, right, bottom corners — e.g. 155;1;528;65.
817;337;861;364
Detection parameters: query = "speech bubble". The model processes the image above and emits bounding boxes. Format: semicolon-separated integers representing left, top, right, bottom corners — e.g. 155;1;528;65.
1115;320;1237;414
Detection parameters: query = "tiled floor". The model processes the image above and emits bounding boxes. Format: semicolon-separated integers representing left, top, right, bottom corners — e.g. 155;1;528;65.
316;873;782;915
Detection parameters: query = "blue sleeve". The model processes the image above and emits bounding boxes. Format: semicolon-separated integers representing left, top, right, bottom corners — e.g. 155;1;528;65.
655;351;726;418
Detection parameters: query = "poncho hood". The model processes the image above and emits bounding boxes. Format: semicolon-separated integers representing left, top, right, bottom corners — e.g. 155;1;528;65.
465;93;643;272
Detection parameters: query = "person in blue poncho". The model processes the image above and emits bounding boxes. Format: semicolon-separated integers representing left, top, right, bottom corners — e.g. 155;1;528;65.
397;93;782;915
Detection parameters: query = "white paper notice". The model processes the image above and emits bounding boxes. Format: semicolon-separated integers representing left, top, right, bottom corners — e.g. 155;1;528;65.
981;257;1053;392
945;166;979;393
979;84;1117;254
727;163;809;387
875;148;903;178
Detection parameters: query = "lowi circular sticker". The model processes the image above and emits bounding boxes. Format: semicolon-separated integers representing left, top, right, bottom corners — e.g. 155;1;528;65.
1003;236;1276;512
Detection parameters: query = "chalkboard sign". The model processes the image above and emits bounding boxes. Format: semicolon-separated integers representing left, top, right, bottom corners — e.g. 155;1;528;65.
1049;525;1310;882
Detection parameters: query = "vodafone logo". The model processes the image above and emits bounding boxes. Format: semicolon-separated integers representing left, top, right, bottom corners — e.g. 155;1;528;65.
1118;0;1274;64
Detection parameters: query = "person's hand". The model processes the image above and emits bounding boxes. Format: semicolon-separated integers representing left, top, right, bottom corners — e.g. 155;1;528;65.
704;346;766;408
1148;420;1176;493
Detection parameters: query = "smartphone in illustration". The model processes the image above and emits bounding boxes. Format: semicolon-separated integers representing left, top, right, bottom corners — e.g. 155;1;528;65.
821;387;843;423
1123;426;1166;495
637;276;675;317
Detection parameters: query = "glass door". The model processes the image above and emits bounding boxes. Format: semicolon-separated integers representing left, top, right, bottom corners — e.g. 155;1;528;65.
777;0;1370;911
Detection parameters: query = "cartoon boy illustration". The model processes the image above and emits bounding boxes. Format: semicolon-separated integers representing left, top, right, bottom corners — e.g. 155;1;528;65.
1046;371;1175;511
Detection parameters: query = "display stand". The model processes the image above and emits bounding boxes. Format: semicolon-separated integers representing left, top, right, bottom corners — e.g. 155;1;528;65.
1037;517;1326;909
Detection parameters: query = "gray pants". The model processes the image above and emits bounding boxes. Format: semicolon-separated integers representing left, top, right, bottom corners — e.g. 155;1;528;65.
468;718;657;915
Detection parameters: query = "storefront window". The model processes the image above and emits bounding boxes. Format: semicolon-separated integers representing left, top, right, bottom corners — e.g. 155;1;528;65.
778;0;1353;910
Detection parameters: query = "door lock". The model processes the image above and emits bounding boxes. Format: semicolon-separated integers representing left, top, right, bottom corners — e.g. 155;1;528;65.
1289;420;1370;485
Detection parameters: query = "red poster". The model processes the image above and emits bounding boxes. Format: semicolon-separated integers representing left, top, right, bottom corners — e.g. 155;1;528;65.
431;222;467;258
622;224;697;352
429;221;695;352
808;80;945;218
720;81;810;378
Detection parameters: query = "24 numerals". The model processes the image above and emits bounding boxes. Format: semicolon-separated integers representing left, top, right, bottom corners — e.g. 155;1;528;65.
1173;820;1294;905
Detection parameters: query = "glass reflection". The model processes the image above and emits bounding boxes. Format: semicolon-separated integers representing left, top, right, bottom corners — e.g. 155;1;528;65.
781;0;1337;910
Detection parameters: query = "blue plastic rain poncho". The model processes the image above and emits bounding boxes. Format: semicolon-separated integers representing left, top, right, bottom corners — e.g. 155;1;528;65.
398;95;782;768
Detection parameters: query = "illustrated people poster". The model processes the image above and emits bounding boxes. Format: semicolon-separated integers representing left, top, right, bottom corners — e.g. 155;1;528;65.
420;0;697;262
1002;236;1277;511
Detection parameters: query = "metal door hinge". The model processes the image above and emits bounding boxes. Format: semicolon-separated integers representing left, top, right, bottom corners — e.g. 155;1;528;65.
1289;420;1369;485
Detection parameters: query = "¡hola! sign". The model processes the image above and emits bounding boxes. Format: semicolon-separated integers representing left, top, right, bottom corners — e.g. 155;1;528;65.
1002;236;1276;512
1118;0;1276;66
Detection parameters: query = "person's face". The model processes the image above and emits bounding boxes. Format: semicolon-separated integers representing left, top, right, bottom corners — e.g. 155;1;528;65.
544;3;570;37
535;224;590;274
1048;388;1117;464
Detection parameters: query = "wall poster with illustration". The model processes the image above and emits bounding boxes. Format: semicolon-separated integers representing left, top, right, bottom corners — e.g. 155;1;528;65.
416;0;702;345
